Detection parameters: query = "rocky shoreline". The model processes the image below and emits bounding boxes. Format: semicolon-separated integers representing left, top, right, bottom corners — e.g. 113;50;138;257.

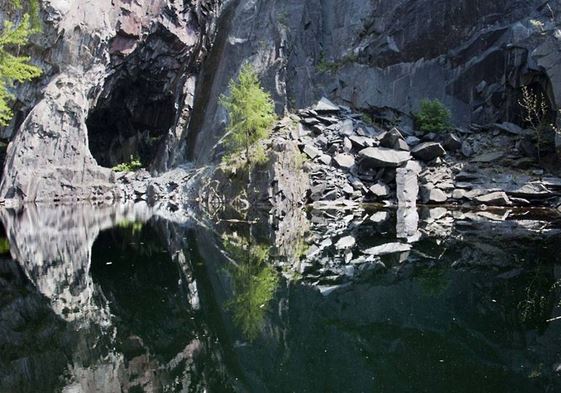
261;97;561;213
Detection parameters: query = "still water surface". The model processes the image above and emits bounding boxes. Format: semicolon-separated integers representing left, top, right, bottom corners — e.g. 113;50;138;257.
0;204;560;392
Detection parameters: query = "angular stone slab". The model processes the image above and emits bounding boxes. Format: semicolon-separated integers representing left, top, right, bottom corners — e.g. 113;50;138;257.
359;147;411;168
363;242;412;256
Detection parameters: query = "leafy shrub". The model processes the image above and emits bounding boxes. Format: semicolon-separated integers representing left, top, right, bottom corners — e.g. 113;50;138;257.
112;155;143;172
250;144;268;167
220;64;276;165
415;99;451;133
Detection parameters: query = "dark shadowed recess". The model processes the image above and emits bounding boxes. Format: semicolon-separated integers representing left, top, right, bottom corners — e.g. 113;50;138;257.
86;25;190;169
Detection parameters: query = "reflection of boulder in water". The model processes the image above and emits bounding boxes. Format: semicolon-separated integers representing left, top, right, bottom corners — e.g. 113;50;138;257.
396;206;421;242
190;207;561;392
205;262;561;393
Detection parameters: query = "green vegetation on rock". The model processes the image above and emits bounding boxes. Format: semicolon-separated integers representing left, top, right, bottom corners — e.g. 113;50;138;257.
112;155;143;172
0;0;42;126
220;64;276;167
0;237;10;254
316;51;358;74
415;99;451;133
518;86;556;161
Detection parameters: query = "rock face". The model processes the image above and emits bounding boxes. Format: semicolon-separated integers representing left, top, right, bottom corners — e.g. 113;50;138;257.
1;0;561;202
1;74;117;202
187;0;561;164
0;0;221;203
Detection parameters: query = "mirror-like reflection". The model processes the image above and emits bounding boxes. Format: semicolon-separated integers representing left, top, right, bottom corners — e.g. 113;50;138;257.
221;233;279;341
0;202;560;392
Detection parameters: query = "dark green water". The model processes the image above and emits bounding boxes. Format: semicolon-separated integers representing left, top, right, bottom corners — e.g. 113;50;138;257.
1;205;561;392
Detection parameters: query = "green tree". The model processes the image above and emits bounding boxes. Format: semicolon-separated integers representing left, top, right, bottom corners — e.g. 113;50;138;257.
415;98;451;133
220;64;276;167
0;0;42;126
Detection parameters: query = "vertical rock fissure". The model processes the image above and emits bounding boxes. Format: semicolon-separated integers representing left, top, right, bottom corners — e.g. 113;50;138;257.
185;0;242;164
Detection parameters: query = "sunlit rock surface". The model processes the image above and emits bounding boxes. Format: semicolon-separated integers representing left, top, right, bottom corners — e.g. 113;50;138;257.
0;0;222;202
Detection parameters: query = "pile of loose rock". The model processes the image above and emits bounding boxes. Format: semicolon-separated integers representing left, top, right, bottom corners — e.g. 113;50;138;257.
275;97;561;209
115;165;200;207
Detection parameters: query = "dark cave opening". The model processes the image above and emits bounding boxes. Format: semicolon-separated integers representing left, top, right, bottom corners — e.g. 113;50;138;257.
87;77;176;169
86;26;191;169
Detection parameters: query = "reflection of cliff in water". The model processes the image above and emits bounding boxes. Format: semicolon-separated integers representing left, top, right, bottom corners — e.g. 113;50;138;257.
191;206;561;393
0;203;232;393
1;202;561;392
0;203;154;324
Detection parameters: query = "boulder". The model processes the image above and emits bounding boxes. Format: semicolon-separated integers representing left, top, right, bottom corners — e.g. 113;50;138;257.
461;142;473;157
349;135;369;148
442;133;462;151
343;137;353;152
422;132;438;141
315;97;340;112
452;189;466;199
396;139;410;151
396;167;418;206
318;154;332;165
339;119;354;136
334;154;355;169
303;144;321;159
493;122;532;136
405;160;423;174
475;191;511;206
421;185;447;203
405;136;421;147
358;147;411;168
380;128;405;149
363;242;412;256
518;139;538;159
472;151;504;163
335;236;356;250
369;182;390;198
411;142;446;162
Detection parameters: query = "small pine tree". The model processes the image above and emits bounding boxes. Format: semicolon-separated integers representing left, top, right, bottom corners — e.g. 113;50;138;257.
415;99;451;133
0;0;42;126
220;64;276;166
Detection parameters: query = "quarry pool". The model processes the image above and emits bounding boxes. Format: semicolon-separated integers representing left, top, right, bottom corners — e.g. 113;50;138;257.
0;204;561;393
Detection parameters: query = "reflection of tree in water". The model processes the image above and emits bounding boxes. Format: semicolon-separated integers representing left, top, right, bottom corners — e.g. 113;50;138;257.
222;234;279;341
517;264;559;329
416;265;451;297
